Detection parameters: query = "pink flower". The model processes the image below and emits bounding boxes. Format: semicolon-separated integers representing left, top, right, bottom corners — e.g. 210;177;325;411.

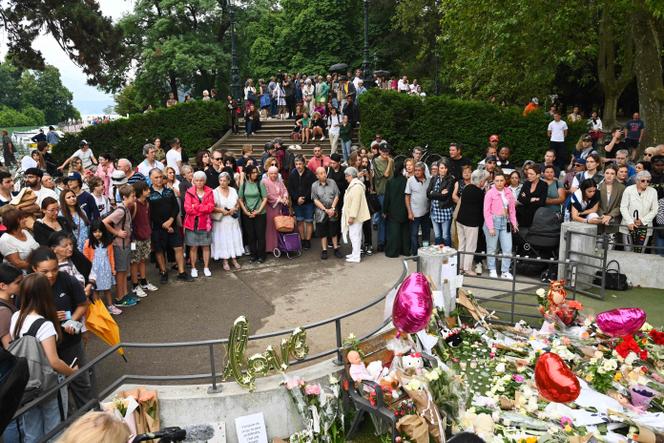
512;374;524;383
304;384;321;396
285;377;304;390
560;416;573;427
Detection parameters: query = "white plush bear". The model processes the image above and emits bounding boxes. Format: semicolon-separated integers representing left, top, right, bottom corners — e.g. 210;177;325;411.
402;353;424;375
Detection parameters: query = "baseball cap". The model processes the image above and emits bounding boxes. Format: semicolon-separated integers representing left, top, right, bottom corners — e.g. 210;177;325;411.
64;172;83;184
330;153;342;163
485;155;497;163
24;167;43;178
574;158;587;166
489;135;500;143
651;155;664;164
79;140;89;147
582;134;592;141
110;170;128;186
379;144;390;152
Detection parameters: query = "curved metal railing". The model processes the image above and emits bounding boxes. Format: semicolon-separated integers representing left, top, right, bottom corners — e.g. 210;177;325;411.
13;257;414;424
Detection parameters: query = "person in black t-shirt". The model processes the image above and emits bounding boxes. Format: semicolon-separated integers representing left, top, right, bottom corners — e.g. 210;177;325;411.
29;247;92;409
448;143;472;180
603;127;624;161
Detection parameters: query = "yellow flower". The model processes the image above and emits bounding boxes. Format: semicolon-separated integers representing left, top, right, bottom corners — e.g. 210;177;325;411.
565;425;573;433
614;372;623;382
585;374;594;382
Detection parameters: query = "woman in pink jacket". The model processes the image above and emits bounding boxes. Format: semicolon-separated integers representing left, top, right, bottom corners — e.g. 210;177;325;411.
183;171;215;278
94;153;116;198
482;173;518;279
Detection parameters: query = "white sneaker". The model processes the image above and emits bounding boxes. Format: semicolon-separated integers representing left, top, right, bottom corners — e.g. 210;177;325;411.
191;268;198;278
141;281;158;292
346;257;360;263
321;136;325;141
134;285;148;298
501;272;514;280
203;268;212;277
475;262;483;274
489;270;498;278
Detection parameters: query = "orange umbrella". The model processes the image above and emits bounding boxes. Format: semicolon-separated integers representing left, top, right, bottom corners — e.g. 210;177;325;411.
86;298;126;361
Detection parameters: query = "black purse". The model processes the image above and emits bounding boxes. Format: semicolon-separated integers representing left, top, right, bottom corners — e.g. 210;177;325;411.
593;259;629;291
367;192;381;214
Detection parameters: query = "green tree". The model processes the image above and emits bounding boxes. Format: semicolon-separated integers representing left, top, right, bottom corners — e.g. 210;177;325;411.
0;0;125;89
114;83;145;115
18;66;79;123
113;0;231;108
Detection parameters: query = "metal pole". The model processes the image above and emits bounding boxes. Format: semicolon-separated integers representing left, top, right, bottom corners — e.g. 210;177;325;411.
334;319;343;365
229;3;241;102
600;233;608;300
510;256;517;325
207;344;221;393
361;0;373;85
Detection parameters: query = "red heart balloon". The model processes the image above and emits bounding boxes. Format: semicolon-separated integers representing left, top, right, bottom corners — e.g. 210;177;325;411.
535;352;581;403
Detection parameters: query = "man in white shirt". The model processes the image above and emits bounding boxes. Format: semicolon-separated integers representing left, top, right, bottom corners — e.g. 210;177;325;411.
397;76;410;93
165;138;183;177
547;112;569;170
24;167;58;206
59;140;97;171
137;143;165;180
352;68;363;91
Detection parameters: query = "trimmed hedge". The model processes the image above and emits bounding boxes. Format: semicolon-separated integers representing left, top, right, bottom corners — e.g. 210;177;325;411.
55;101;229;163
358;90;586;165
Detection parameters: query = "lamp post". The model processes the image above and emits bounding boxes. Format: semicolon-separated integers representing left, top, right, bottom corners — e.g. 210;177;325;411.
361;0;372;85
229;1;241;102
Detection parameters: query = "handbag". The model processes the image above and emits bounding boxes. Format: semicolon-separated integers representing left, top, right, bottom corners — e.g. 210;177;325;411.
367;192;381;214
274;214;295;232
593;259;629;291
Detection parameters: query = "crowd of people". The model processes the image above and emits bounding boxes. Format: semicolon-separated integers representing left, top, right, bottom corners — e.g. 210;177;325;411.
2;87;664;442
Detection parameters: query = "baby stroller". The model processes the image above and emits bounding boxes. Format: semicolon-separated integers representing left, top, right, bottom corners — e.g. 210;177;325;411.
513;207;562;279
272;207;302;259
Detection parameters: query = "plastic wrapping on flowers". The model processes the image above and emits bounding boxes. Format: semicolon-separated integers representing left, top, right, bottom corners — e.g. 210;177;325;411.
280;281;664;443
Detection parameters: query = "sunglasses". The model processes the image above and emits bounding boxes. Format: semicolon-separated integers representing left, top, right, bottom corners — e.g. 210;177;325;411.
640;179;651;183
644;153;653;157
574;163;584;167
213;157;223;161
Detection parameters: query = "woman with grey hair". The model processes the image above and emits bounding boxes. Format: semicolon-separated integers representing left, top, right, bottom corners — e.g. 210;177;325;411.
342;167;370;263
620;170;659;252
211;172;244;269
455;169;488;275
183;170;215;277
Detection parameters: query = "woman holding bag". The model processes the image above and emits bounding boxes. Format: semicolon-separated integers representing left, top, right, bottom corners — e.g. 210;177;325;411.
211;172;244;270
262;166;290;253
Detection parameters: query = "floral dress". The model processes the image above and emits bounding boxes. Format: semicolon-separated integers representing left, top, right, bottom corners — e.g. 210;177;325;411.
92;245;114;291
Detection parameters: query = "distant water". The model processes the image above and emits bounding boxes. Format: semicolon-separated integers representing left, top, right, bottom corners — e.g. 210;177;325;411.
73;98;116;116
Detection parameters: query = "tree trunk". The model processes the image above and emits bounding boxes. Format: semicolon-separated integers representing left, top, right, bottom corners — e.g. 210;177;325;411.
602;89;619;130
631;3;664;152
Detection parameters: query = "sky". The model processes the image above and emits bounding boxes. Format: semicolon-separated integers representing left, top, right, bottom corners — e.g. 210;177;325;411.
1;0;134;117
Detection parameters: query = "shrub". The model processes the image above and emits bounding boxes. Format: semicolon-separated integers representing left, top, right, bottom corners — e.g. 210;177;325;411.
0;105;44;127
358;89;586;165
54;101;229;163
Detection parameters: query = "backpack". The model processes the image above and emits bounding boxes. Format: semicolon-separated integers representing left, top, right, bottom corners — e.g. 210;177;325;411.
0;347;29;432
8;318;61;406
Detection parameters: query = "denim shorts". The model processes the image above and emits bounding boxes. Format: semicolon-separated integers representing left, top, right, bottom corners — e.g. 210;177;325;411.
293;202;314;222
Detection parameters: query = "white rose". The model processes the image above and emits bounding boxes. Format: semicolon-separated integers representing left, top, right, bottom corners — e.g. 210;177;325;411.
495;363;506;374
536;288;546;297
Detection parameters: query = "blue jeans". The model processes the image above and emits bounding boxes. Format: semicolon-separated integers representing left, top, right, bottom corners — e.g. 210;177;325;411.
245;119;255;135
372;194;387;247
410;214;432;255
3;394;64;443
341;140;352;161
270;98;277;116
483;216;512;273
431;218;452;246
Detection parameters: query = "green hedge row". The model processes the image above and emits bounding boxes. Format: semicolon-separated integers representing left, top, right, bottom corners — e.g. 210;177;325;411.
55;101;229;163
358;90;587;165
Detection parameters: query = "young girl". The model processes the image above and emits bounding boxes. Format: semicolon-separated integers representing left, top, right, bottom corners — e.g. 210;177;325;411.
483;173;518;280
83;219;118;314
89;176;112;218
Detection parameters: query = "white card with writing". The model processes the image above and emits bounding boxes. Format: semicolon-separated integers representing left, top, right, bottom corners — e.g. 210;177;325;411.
235;412;268;443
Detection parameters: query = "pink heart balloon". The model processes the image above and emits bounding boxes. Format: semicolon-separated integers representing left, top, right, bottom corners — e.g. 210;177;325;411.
596;308;646;337
392;272;433;334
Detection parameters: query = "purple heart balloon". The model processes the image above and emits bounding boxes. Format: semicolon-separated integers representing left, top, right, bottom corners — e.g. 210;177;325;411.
392;272;433;334
596;308;646;337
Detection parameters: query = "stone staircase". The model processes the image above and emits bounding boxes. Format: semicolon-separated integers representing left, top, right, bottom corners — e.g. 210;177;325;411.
216;118;360;158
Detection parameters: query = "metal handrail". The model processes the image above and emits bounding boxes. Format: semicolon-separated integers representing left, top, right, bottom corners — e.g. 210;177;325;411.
13;257;412;421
